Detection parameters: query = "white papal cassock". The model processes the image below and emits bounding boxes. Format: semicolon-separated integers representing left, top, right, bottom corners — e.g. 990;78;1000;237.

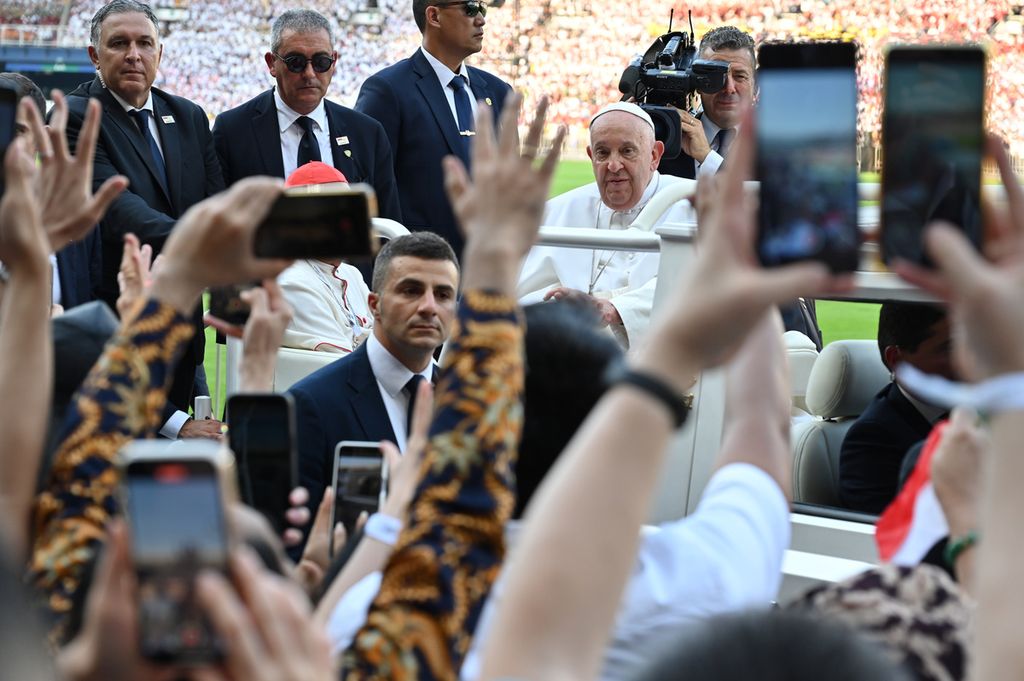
517;171;694;347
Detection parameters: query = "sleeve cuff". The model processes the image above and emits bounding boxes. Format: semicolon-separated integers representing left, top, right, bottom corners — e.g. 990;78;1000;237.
160;410;190;439
698;151;724;177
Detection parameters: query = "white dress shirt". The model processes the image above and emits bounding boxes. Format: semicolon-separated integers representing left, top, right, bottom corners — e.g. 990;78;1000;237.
325;463;790;680
274;89;333;179
420;46;479;123
365;334;434;451
108;89;164;159
695;113;736;178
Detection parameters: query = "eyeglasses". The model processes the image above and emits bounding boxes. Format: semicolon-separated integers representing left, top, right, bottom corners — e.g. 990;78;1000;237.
273;52;337;74
434;1;487;17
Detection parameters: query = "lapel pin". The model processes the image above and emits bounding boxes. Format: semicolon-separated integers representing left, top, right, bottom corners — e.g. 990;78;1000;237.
344;150;352;157
336;136;349;146
485;97;492;106
161;115;175;124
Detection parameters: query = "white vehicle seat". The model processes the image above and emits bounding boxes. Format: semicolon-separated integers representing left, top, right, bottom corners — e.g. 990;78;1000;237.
791;340;890;506
784;331;819;415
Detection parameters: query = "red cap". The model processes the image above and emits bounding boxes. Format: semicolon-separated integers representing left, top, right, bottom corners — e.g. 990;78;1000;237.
285;161;348;187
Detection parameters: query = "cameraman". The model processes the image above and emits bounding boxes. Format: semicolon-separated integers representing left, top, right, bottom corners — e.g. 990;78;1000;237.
659;26;756;180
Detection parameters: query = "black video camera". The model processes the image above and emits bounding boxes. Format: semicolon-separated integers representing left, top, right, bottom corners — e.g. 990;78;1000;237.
618;14;730;159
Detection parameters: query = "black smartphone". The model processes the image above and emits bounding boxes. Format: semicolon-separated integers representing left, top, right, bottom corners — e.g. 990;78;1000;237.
0;82;19;197
329;440;387;556
881;46;986;267
119;441;229;664
756;41;861;273
225;393;297;535
253;186;375;260
208;283;256;326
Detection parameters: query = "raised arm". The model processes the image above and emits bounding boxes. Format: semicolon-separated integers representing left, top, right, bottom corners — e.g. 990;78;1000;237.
28;177;291;644
480;116;850;681
340;94;566;678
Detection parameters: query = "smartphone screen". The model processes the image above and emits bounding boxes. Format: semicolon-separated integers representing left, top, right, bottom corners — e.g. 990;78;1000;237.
881;46;985;266
253;188;375;260
329;441;386;555
124;458;227;663
226;394;297;535
756;42;860;273
0;83;18;197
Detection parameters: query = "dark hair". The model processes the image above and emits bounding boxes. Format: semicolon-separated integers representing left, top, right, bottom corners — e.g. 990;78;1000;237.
270;9;334;54
877;302;946;365
698;25;756;68
371;232;458;292
412;0;431;33
515;301;622;518
90;0;160;47
0;72;44;114
633;611;910;681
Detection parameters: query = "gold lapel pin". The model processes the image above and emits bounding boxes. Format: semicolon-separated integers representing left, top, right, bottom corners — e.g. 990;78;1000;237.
485;97;492;106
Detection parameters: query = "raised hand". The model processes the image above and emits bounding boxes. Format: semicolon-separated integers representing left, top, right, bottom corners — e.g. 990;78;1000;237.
443;93;567;295
0;136;47;275
22;92;129;251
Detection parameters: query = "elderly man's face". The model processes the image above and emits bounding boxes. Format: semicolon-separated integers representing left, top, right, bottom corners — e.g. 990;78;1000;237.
587;111;664;211
266;28;336;116
88;11;162;109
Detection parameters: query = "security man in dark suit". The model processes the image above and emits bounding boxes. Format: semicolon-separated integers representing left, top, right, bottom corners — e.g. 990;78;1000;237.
64;0;225;438
839;303;952;514
659;26;756;180
287;232;458;549
355;0;511;257
212;9;401;221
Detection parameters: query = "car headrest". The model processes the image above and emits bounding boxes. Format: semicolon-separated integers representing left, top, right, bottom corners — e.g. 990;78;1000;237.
806;340;890;419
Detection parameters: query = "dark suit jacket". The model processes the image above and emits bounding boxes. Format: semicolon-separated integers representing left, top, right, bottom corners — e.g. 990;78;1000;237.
355;49;511;256
55;227;101;310
64;77;225;411
838;382;933;514
287;342;396;536
211;89;401;221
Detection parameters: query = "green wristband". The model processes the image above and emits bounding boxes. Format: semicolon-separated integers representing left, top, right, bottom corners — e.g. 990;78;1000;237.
944;530;979;568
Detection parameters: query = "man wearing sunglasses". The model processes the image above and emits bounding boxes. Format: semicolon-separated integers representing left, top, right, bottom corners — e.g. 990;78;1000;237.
355;0;511;257
213;9;401;221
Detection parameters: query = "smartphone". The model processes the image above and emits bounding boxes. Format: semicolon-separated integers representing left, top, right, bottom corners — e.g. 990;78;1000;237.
208;283;256;326
881;46;986;266
118;440;229;664
329;440;387;555
253;185;376;260
756;41;861;273
0;82;18;197
225;393;297;535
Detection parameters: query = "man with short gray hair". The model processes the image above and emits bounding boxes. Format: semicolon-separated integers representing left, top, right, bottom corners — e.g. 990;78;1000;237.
213;8;401;220
63;0;224;438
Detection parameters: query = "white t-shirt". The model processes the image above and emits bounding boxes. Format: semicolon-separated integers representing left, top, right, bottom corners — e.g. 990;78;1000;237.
326;462;790;680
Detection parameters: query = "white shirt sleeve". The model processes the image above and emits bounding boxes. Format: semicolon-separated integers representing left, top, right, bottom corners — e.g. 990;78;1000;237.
159;410;190;439
602;463;789;677
325;571;383;655
697;150;724;178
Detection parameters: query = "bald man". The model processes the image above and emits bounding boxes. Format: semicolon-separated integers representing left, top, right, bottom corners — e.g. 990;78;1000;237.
517;103;694;348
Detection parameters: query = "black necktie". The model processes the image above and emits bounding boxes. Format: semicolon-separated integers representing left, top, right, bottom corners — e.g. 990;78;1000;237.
128;109;168;192
295;115;322;167
449;75;474;167
403;374;427;437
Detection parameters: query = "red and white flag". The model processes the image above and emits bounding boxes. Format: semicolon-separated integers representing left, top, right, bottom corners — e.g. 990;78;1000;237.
875;420;949;565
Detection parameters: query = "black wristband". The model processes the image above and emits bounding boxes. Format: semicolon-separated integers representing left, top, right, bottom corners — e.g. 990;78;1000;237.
604;361;690;428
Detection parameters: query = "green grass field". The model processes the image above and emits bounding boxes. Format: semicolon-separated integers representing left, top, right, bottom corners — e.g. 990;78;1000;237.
202;160;880;412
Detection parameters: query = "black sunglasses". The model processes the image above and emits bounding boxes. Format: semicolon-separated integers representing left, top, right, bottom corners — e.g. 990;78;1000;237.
274;52;337;74
434;1;487;17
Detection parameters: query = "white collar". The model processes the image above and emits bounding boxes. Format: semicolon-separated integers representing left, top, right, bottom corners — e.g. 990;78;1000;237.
897;383;947;424
273;87;328;134
365;333;434;398
420;46;471;88
108;88;155;114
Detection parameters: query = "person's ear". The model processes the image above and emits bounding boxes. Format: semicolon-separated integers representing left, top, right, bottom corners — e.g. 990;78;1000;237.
651;140;665;168
264;52;277;76
368;291;381;319
586;145;593;161
426;6;442;28
884;345;903;373
88;45;100;68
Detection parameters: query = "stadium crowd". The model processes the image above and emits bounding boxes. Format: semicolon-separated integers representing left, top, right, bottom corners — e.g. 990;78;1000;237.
31;0;1024;156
